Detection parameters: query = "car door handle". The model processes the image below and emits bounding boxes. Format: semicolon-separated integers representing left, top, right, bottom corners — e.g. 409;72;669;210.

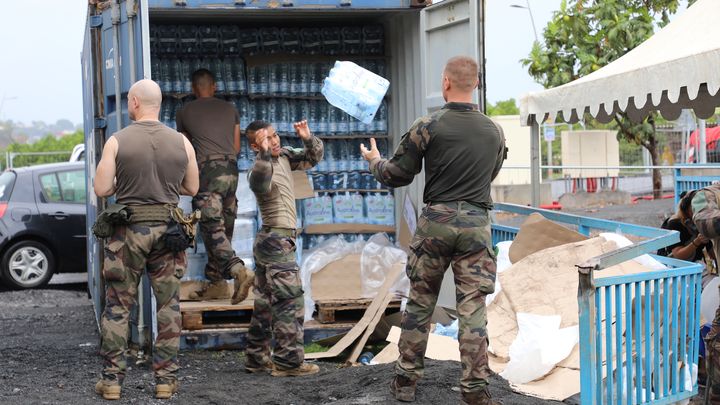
52;211;69;219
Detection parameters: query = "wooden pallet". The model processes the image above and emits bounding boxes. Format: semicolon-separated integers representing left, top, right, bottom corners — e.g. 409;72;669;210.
316;298;401;324
180;298;256;330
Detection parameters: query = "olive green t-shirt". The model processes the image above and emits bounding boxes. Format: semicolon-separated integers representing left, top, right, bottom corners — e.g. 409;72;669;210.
176;96;239;160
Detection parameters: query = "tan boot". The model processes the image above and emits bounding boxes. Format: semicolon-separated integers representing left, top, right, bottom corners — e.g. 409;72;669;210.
188;280;230;301
95;379;121;400
271;362;320;377
461;389;502;405
245;359;273;374
389;375;416;402
155;380;179;399
230;264;254;304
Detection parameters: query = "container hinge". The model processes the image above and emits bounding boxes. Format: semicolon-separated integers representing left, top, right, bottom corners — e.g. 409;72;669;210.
95;117;107;130
340;0;351;6
282;0;294;6
234;0;246;5
90;15;103;28
174;0;187;6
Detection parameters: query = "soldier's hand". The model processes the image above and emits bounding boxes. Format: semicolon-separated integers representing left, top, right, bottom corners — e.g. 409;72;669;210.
293;120;311;141
360;138;381;162
256;128;270;153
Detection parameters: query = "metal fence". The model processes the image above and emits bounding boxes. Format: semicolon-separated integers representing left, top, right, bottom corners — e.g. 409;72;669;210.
491;203;701;405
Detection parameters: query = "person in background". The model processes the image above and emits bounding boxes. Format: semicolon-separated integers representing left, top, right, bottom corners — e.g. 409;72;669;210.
658;190;714;268
176;68;254;304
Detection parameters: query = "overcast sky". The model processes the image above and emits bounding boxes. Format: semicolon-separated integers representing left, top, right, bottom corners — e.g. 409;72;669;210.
0;1;681;125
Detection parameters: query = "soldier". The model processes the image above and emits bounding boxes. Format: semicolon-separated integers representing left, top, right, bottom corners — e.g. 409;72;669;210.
360;56;506;405
244;119;323;377
93;79;199;400
692;183;720;403
176;68;254;303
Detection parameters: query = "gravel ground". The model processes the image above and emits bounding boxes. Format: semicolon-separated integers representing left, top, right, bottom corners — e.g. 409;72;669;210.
0;281;565;405
0;200;696;404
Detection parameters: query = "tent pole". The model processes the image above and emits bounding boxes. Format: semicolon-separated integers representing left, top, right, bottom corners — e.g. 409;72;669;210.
531;116;540;206
699;119;707;164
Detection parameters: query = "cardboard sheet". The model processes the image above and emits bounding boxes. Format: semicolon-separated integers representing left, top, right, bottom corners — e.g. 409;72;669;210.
292;170;314;200
372;342;399;364
310;254;364;301
386;326;460;362
508;213;587;263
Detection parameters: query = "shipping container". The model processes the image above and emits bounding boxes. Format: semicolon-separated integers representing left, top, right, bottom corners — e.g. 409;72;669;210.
82;0;485;349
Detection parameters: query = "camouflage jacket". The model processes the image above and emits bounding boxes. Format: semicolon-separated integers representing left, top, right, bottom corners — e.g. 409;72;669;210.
369;102;506;205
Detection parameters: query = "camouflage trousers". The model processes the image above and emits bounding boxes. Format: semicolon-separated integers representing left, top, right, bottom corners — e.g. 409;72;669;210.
396;202;496;394
246;229;305;370
193;159;242;282
99;222;186;384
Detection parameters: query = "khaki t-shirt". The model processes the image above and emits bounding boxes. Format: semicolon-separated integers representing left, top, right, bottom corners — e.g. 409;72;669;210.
176;97;239;160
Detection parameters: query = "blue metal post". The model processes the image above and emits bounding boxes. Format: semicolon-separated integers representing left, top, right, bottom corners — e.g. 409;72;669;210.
578;268;598;405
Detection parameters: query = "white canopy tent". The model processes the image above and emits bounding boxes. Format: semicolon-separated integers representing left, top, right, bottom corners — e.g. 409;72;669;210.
519;0;720;206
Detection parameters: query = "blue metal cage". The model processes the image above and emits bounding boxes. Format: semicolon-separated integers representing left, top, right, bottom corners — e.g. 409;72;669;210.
492;203;702;405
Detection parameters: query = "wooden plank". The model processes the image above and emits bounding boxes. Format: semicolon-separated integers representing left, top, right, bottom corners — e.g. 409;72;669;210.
182;312;203;331
305;263;404;360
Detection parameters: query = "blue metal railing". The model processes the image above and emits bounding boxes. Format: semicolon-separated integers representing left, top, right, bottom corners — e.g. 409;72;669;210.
491;204;701;405
674;165;720;206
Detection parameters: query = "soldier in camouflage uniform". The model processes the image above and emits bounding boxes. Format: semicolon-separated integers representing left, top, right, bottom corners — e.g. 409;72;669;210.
245;119;323;377
176;68;254;303
360;56;506;405
93;79;199;400
692;183;720;403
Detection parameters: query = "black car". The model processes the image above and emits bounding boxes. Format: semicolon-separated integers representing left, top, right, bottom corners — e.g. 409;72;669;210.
0;162;86;289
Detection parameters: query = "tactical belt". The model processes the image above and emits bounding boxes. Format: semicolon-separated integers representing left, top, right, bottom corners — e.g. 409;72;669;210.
198;154;237;165
260;226;297;238
127;204;173;223
427;201;491;211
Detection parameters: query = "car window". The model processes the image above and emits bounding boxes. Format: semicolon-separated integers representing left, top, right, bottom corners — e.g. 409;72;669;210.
57;170;86;203
40;174;62;202
0;171;16;202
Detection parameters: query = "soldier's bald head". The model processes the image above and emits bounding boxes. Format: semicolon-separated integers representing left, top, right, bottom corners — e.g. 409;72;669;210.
443;56;479;92
129;79;162;109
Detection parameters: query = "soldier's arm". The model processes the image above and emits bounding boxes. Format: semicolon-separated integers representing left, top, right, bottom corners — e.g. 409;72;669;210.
176;108;191;142
180;136;199;196
94;136;119;197
368;119;427;188
286;136;324;171
249;149;273;194
233;124;241;155
490;122;507;182
693;189;720;238
286;120;324;171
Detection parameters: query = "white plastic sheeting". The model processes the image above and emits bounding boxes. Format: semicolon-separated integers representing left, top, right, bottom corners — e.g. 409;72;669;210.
360;233;408;298
500;313;579;384
520;0;720;125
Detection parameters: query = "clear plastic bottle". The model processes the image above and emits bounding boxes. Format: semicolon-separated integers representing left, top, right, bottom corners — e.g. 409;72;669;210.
247;66;257;94
306;100;317;132
328;106;338;135
239;29;260;55
267;99;278;129
257;65;269;94
279;63;289;96
212;59;226;93
374;100;388;133
288;63;299;96
268;64;279;95
337;110;349;135
321;27;341;56
151;59;162;88
237;97;250;132
171;58;183;93
318;102;329;135
299;63;311;95
236;57;247;94
300;28;322;55
278;99;290;134
223;58;237;93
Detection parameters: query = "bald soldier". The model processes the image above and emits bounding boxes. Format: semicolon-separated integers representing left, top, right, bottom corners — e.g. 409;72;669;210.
360;56;506;405
176;68;254;304
94;79;199;400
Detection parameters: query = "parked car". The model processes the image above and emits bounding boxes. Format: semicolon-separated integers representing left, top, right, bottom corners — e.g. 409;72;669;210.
69;144;85;162
0;162;86;289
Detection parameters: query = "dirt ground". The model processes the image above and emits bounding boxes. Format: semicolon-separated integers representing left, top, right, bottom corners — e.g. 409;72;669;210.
0;282;566;405
0;200;698;404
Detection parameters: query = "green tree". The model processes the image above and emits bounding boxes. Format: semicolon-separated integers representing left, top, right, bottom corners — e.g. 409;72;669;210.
522;0;692;198
487;98;520;116
5;131;83;168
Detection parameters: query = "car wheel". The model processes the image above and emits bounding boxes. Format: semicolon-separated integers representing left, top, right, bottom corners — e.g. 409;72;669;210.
1;240;55;289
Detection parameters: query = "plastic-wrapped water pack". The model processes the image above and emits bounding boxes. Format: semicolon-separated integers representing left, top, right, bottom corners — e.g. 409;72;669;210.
360;233;408;298
321;61;389;125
